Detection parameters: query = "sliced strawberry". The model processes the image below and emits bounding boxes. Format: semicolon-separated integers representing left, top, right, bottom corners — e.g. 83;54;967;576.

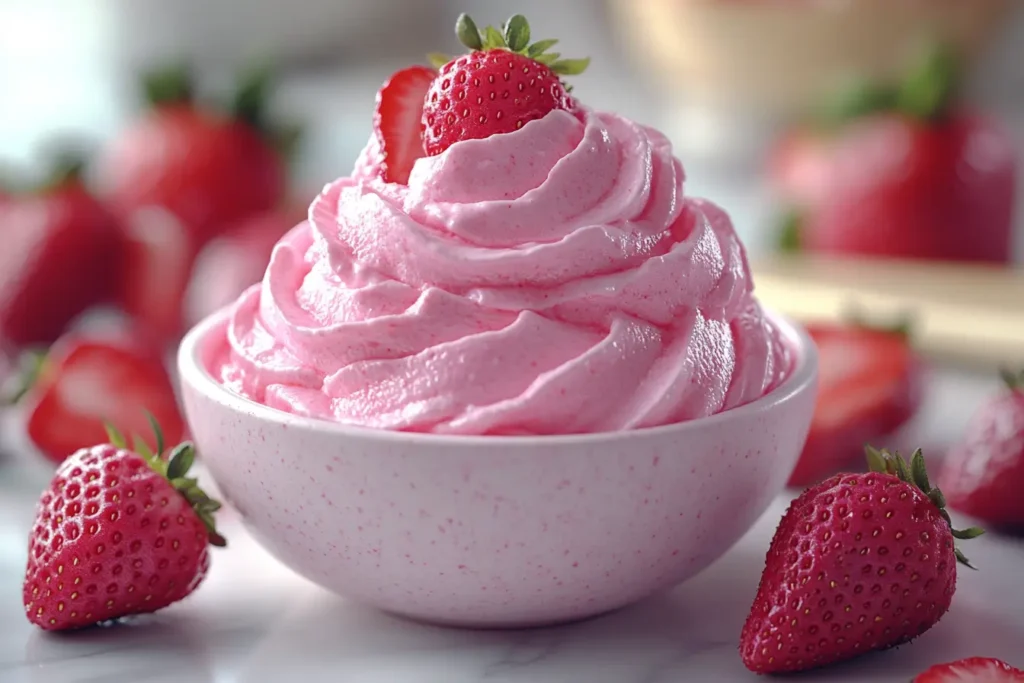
374;66;435;184
787;323;922;486
913;657;1024;682
117;206;199;346
20;335;184;464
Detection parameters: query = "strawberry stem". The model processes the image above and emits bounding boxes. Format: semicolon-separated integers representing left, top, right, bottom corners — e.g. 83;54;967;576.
0;348;47;406
865;446;983;568
142;64;194;107
844;308;915;340
775;208;802;253
896;43;958;122
229;64;304;163
446;13;589;80
999;368;1024;392
818;41;957;128
230;64;272;130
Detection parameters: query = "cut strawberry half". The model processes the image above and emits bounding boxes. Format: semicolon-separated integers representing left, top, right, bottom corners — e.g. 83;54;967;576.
373;65;435;184
19;335;185;464
913;657;1024;682
787;322;922;486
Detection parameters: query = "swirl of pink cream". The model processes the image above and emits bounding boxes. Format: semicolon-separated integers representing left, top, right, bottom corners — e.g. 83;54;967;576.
213;108;790;434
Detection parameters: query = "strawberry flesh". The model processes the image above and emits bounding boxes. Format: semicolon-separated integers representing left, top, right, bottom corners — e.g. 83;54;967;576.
788;324;921;487
22;337;184;464
374;66;435;184
913;657;1024;682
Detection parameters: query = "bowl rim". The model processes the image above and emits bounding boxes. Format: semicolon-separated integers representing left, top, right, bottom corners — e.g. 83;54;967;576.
177;306;817;446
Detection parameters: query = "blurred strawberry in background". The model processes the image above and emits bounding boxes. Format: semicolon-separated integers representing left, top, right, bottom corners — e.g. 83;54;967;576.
788;321;923;487
939;370;1024;532
5;333;184;464
0;156;122;350
97;64;300;344
185;203;306;327
771;44;1017;263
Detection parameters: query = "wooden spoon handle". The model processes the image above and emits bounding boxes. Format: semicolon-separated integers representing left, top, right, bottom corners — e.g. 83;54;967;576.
752;255;1024;368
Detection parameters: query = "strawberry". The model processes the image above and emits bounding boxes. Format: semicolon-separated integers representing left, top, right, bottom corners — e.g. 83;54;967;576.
772;45;1016;263
938;370;1024;531
12;335;184;464
913;657;1024;682
185;204;305;326
740;447;983;674
374;66;436;184
23;422;225;631
789;322;922;487
97;65;299;342
0;157;122;348
419;13;589;158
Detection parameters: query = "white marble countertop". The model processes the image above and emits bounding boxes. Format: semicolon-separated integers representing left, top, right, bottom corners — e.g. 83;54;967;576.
1;369;1023;683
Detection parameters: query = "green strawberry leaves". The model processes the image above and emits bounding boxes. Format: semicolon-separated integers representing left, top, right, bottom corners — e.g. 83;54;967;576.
999;368;1024;392
865;446;983;568
142;63;195;107
456;13;483;51
106;416;227;548
448;13;589;80
504;14;530;52
819;42;959;128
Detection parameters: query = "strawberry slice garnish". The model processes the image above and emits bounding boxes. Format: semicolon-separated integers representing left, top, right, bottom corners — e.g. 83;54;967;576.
788;321;922;486
913;657;1024;682
373;65;436;184
13;334;185;464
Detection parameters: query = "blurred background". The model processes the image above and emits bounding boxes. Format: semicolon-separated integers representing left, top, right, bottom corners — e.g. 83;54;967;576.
1;0;1023;478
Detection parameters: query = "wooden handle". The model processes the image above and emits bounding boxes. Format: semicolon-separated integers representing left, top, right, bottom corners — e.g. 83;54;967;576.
752;255;1024;368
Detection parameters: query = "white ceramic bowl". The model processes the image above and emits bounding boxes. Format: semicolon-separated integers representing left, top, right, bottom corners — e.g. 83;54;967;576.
178;310;817;627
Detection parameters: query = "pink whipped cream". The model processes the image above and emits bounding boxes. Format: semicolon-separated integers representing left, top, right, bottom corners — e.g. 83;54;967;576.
210;108;790;434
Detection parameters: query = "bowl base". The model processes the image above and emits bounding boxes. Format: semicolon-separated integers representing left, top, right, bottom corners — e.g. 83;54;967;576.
379;602;631;631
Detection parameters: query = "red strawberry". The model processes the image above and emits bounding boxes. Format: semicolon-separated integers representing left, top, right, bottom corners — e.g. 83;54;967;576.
938;370;1024;531
741;447;983;674
23;423;225;631
789;322;922;487
16;335;184;464
97;65;298;342
185;204;305;326
0;158;122;348
374;66;436;184
420;13;589;157
116;206;199;346
772;45;1016;263
913;657;1024;682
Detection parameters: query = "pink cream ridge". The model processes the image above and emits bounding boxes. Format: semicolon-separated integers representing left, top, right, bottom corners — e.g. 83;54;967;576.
210;108;790;434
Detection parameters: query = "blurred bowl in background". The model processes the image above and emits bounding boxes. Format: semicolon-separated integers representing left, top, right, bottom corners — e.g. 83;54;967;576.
610;0;1014;118
106;0;436;68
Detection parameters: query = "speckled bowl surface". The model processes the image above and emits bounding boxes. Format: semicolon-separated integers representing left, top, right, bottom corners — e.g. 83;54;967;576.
178;310;817;628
